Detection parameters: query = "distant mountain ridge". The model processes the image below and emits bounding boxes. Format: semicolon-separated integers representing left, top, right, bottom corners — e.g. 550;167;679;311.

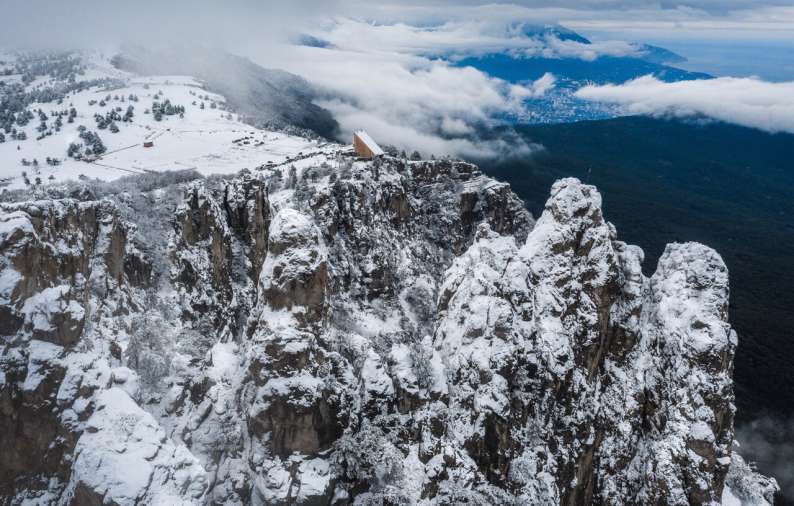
457;53;708;85
457;23;705;84
292;22;708;125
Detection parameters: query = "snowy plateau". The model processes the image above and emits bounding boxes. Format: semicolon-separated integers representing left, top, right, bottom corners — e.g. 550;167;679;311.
0;51;780;505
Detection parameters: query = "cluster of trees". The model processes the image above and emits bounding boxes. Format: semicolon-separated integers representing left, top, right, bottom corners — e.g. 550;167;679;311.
12;52;86;85
16;107;72;141
409;339;435;390
3;168;201;205
35;109;49;136
16;158;60;186
151;99;185;121
13;109;34;127
18;170;44;187
79;127;106;155
264;157;365;194
94;109;119;131
188;91;222;111
191;91;215;102
1;52;123;137
1;72;122;139
2;102;81;144
1;88;32;134
67;142;81;158
333;417;409;502
92;104;134;132
261;159;387;206
126;314;172;388
67;126;106;159
95;93;139;107
293;163;343;202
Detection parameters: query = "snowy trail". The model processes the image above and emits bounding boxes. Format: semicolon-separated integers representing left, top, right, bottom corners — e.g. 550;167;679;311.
88;161;148;175
100;143;141;157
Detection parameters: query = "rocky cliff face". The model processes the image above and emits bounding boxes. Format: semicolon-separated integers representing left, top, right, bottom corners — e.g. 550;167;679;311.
0;155;777;505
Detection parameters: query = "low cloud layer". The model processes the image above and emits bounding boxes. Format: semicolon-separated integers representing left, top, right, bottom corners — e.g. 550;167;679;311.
575;75;794;134
255;15;657;157
0;0;337;50
343;2;794;41
4;1;793;156
311;17;644;61
5;0;792;51
259;44;549;158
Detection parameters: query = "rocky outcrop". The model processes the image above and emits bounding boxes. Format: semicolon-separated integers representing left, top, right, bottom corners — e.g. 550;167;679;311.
0;200;147;344
0;343;70;499
0;199;155;501
0;154;775;505
259;208;328;322
432;178;742;504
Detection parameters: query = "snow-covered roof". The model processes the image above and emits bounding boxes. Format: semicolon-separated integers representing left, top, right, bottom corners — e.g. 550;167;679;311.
354;130;384;156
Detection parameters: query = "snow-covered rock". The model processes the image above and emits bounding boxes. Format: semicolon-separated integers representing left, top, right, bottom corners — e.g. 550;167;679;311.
0;144;776;505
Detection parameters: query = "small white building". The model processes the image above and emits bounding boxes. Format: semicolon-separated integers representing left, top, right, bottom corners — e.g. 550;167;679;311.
353;130;384;159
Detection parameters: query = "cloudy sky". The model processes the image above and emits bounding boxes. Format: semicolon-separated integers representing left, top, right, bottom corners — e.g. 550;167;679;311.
3;0;792;50
252;2;794;154
576;76;794;134
345;1;794;40
2;0;792;156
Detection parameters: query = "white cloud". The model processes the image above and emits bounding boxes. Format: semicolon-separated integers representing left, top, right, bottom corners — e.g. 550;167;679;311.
317;98;535;159
254;39;546;158
575;75;794;134
339;2;794;41
311;17;645;61
0;0;339;50
249;13;661;159
530;72;556;95
257;10;793;156
509;72;557;101
539;37;639;61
